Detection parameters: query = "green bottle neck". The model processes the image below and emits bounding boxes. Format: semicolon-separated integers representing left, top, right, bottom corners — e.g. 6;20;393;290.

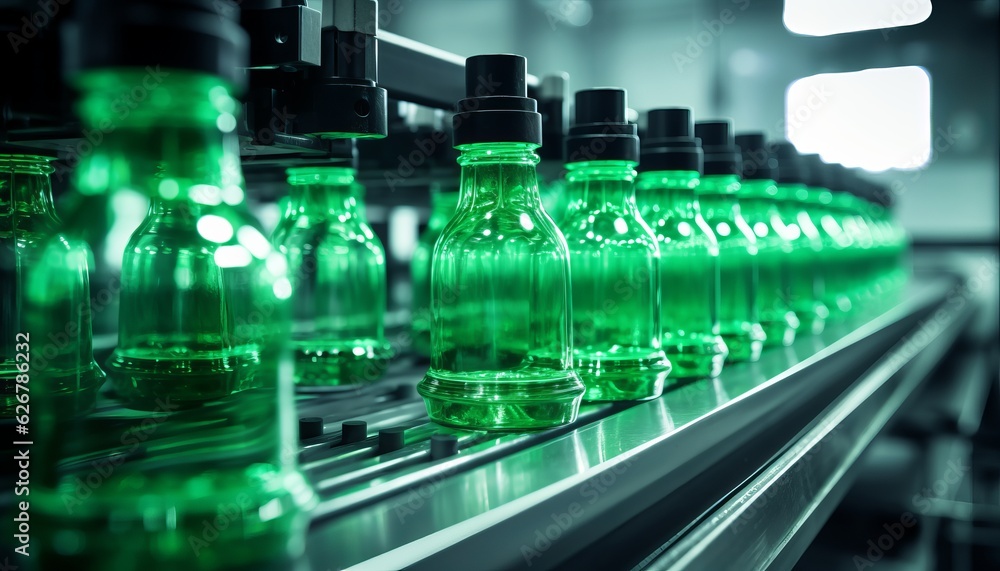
456;143;543;210
636;170;702;218
564;160;638;211
286;167;362;217
0;155;58;217
74;69;245;208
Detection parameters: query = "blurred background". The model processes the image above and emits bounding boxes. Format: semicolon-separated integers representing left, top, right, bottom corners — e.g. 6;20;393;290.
383;0;999;244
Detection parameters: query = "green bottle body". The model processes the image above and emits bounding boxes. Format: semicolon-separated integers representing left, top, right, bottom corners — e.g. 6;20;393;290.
636;171;727;379
775;182;829;334
696;175;765;362
807;186;854;319
32;70;315;569
273;166;392;385
411;187;459;358
418;143;584;430
561;161;670;401
739;179;800;346
1;155;105;417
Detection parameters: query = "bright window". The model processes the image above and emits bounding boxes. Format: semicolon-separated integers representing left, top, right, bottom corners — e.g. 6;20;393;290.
785;66;931;172
784;0;932;36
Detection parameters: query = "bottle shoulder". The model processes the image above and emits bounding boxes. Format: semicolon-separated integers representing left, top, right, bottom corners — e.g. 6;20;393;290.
436;206;567;252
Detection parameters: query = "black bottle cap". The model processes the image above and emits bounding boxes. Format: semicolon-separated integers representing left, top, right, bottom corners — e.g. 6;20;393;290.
695;120;742;177
734;132;778;181
564;88;639;164
298;417;324;440
430;433;459;460
771;141;807;185
75;0;249;91
453;54;542;146
378;427;406;454
800;154;829;188
638;108;703;174
341;420;368;445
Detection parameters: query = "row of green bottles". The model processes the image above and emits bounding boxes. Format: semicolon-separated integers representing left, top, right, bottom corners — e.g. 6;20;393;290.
26;67;315;568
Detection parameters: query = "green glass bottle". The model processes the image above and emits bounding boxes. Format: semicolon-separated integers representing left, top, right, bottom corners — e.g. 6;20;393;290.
272;165;392;385
636;108;727;379
695;121;765;362
560;88;670;401
801;154;854;320
735;134;800;346
32;67;315;568
412;184;460;358
418;54;584;430
827;164;875;314
2;155;105;417
771;143;829;334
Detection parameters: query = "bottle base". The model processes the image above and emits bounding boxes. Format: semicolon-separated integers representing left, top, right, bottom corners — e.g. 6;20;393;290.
2;362;104;417
793;302;830;335
761;322;796;347
662;334;728;379
722;330;765;363
418;368;584;430
107;349;259;410
292;339;393;386
33;468;315;570
574;348;671;402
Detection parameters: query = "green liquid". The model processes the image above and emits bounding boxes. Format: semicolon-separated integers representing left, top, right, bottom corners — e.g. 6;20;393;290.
34;388;314;570
291;338;392;386
573;347;669;401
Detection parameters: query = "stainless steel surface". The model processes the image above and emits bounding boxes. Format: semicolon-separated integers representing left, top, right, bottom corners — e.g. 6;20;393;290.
640;281;975;571
301;277;970;570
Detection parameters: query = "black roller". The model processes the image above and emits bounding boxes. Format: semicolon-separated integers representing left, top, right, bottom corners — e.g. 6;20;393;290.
378;427;406;454
298;417;324;440
341;420;368;445
639;108;703;174
430;433;459;460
